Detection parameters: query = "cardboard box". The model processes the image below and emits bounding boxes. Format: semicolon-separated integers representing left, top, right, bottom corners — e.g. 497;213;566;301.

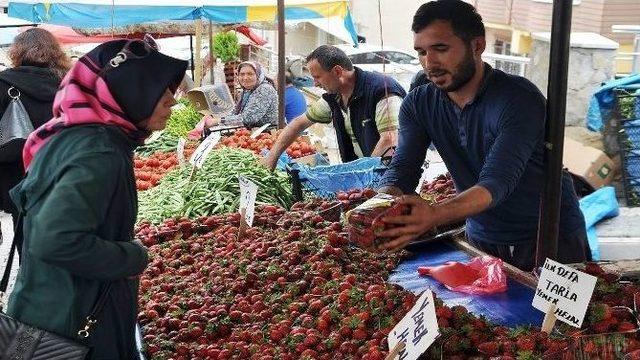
563;137;617;189
186;84;234;116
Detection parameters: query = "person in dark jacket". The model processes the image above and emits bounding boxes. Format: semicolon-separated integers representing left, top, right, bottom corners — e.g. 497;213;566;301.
0;28;70;258
378;0;589;271
262;45;406;169
8;39;187;359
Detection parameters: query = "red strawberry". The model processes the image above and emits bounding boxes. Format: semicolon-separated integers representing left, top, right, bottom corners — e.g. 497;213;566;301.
516;336;536;351
435;306;453;319
617;321;637;332
477;341;499;356
584;262;605;276
589;303;613;323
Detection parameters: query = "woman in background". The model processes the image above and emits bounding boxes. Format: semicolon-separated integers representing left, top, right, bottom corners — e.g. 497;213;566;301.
0;28;70;258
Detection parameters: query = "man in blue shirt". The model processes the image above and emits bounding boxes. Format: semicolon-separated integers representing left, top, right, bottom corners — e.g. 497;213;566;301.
284;71;307;124
378;0;589;271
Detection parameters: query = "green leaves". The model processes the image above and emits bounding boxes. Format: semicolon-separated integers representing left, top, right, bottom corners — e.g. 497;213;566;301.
213;31;240;63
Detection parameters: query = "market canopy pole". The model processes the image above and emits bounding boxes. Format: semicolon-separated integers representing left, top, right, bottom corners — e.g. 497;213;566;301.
536;0;573;266
277;0;286;129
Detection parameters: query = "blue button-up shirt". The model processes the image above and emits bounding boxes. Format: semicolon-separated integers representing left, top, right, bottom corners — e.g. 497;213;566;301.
381;65;585;245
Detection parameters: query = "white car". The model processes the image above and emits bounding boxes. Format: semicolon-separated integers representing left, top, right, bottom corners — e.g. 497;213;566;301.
335;44;422;90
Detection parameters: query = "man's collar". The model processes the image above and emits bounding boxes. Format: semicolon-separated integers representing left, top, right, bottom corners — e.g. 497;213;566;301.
351;66;365;99
476;62;494;97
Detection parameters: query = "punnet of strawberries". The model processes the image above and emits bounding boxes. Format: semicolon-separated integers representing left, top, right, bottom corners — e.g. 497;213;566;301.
346;194;410;251
336;188;377;211
420;173;456;204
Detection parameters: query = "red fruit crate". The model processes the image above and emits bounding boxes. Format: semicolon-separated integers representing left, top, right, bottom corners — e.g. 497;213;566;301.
565;307;640;360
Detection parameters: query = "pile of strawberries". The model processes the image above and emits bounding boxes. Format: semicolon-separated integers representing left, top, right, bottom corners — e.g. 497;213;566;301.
549;262;640;359
136;200;634;359
420;173;456;204
134;146;196;191
136;205;410;359
336;188;377;211
219;129;315;159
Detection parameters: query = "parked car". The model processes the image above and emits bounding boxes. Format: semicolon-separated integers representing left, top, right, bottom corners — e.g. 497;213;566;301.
335;44;422;90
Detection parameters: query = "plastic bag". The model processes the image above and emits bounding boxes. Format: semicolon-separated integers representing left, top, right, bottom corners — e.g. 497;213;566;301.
0;87;34;147
417;256;507;295
346;193;409;251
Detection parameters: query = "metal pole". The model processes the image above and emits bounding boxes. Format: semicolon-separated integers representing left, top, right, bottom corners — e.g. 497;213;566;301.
189;35;195;81
194;19;203;87
209;20;214;85
536;0;573;266
277;0;286;129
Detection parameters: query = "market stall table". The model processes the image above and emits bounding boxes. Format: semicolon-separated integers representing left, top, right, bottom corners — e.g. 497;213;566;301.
389;239;544;328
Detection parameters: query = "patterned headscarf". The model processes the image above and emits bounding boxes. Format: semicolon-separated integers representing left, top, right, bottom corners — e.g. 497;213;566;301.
22;39;187;168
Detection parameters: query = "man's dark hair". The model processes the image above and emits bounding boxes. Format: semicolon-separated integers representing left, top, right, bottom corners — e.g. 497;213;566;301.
306;45;354;72
412;0;485;43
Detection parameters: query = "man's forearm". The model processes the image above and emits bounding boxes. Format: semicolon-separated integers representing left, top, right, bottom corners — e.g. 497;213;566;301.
370;130;398;157
266;116;313;167
431;185;493;226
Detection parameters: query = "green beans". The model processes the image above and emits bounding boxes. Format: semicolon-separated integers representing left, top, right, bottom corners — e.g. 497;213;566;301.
135;132;181;158
137;148;293;223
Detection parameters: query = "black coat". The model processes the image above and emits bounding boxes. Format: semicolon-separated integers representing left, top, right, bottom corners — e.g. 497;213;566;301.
0;66;60;213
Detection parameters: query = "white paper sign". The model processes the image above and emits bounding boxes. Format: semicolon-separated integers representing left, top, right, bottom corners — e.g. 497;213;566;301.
189;132;221;168
177;138;186;167
250;123;271;139
145;130;163;144
532;258;597;328
387;290;439;360
239;176;258;227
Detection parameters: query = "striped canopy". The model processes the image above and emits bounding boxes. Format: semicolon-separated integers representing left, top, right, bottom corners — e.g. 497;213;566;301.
8;0;358;44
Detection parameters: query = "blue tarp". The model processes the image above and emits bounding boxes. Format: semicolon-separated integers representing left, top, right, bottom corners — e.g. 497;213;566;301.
586;74;640;132
389;241;543;328
579;187;620;261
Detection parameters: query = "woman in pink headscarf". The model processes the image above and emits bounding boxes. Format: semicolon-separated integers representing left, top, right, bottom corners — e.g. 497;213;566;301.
8;39;186;359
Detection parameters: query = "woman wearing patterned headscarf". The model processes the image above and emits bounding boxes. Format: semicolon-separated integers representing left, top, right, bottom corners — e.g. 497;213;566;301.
7;39;186;359
216;61;278;128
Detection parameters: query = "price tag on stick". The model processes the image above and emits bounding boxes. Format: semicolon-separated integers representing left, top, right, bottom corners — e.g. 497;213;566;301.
387;290;439;360
250;123;271;139
189;132;221;168
145;130;163;144
177;138;186;167
532;258;597;329
239;176;258;227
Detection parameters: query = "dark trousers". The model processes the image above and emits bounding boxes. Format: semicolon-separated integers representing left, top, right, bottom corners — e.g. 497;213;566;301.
467;229;591;272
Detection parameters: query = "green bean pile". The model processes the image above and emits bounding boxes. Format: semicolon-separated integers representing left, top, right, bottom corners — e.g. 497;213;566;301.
137;148;293;223
135;132;181;158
